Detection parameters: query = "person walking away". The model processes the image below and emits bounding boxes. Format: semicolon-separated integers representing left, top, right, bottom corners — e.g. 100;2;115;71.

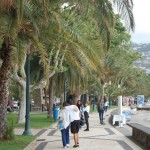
66;99;80;148
104;100;109;112
83;101;90;131
97;97;105;124
58;102;70;148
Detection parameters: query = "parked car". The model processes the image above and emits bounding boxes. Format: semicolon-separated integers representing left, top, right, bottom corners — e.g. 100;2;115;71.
7;106;14;112
7;101;14;112
13;101;19;109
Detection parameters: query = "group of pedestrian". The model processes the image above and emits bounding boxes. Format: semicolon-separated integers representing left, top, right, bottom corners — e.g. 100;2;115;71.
58;99;80;148
58;99;91;148
58;96;109;148
97;96;109;124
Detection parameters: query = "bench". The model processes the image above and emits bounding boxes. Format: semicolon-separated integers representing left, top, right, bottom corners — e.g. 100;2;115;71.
127;123;150;148
137;107;150;111
31;106;41;111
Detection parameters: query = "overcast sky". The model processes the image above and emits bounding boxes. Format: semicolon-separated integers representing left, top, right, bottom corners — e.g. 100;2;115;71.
131;0;150;43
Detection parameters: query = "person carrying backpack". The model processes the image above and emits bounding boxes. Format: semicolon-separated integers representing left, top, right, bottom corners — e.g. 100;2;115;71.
97;96;105;124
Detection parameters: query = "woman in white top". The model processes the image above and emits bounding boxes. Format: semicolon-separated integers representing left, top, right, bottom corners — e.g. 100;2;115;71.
66;99;80;148
83;101;90;131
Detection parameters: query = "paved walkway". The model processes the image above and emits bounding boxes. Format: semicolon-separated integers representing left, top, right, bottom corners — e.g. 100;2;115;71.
18;110;144;150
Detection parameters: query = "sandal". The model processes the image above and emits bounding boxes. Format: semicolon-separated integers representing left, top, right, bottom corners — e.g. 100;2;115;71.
73;145;79;148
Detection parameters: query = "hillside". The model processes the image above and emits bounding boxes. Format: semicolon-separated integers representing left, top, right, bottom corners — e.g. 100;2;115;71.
132;43;150;74
132;43;150;52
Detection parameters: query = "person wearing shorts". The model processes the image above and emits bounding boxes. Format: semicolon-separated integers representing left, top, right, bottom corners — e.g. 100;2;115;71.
66;99;80;148
71;120;80;133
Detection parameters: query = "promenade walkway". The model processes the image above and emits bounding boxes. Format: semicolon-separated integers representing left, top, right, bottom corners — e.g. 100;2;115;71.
21;109;144;150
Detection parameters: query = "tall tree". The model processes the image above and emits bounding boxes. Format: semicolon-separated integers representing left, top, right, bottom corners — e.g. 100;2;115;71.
0;0;25;138
0;0;49;138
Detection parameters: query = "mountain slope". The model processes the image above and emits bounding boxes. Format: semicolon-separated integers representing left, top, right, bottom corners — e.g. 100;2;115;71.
132;43;150;74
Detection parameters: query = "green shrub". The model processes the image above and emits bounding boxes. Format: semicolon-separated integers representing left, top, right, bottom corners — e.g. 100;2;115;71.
5;120;15;140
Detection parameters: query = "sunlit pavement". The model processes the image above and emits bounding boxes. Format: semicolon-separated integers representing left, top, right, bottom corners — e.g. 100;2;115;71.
18;108;146;150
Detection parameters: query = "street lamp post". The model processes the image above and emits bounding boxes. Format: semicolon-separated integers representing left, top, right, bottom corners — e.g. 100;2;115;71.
92;94;95;111
118;95;123;127
108;81;111;108
23;53;32;135
83;93;87;106
117;84;124;127
102;83;106;98
92;92;96;111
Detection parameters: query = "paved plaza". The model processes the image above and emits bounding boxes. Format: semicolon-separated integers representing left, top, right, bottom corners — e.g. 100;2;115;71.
13;108;150;150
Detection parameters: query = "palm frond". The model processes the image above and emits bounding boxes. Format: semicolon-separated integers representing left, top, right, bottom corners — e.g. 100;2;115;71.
30;35;49;80
24;1;39;34
11;38;26;67
112;0;135;31
0;0;16;11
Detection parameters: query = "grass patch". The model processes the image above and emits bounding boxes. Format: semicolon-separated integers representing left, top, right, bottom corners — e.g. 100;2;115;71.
2;112;55;149
0;135;36;150
7;112;56;128
109;105;118;109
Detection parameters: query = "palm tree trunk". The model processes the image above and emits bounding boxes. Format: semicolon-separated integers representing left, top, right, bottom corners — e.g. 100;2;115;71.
48;77;54;118
0;42;12;139
44;88;48;110
102;84;105;98
74;92;82;104
10;64;26;124
60;92;64;106
18;83;26;124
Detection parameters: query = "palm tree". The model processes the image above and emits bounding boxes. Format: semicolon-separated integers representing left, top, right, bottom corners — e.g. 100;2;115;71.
30;0;135;106
44;0;135;109
57;0;135;100
0;0;135;139
67;0;135;31
0;0;25;138
0;0;51;138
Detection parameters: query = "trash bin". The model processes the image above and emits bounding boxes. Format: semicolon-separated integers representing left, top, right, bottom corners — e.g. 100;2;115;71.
53;107;59;120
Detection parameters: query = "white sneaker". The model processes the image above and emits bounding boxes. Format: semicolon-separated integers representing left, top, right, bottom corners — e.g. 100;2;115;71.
64;146;67;148
66;144;70;148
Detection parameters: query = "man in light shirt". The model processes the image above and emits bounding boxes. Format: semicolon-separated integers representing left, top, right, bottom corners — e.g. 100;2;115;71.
66;99;80;148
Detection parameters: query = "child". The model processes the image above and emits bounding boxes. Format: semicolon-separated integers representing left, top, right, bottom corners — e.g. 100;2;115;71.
58;102;70;148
